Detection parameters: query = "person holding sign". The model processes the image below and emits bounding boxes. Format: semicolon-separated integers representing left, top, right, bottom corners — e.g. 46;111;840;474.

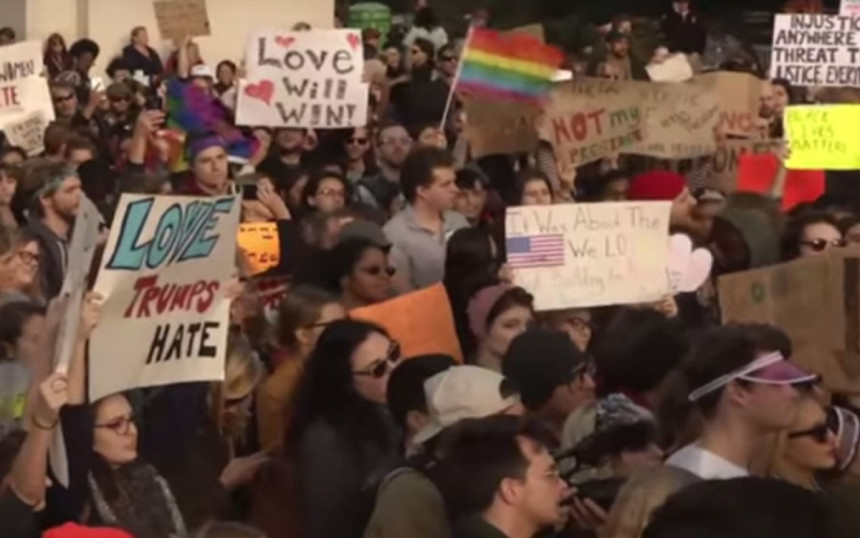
121;27;164;82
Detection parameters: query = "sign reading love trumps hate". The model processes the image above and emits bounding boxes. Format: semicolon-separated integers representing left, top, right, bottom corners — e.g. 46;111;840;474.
237;29;369;128
88;194;240;401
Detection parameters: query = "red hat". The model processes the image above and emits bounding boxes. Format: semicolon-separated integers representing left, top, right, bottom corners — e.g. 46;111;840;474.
43;523;134;538
627;171;687;201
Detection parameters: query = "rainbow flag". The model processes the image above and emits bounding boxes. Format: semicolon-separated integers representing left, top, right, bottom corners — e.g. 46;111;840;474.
458;28;564;101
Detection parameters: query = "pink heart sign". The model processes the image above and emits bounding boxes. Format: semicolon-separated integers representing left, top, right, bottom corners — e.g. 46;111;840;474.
244;80;274;105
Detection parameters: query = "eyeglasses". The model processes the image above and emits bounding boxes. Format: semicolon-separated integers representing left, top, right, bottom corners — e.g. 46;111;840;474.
95;415;136;435
788;422;832;443
800;238;847;252
317;188;345;199
53;93;75;104
353;341;401;379
347;137;368;145
16;251;39;265
360;265;396;277
572;359;597;383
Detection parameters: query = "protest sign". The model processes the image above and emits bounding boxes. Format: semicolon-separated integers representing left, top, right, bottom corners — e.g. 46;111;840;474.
704;139;783;192
506;202;671;311
463;97;540;158
842;0;860;16
626;80;720;159
646;54;694;82
0;41;55;152
153;0;211;42
238;222;280;276
771;14;860;86
785;104;860;169
696;71;761;137
719;249;860;393
89;194;240;401
237;29;369;128
545;79;644;166
350;283;463;362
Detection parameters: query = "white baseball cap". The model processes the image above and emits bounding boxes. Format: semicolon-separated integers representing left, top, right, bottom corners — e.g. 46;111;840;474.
413;365;521;445
190;64;214;79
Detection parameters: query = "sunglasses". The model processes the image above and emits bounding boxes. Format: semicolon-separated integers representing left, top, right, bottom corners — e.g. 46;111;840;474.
800;238;847;252
347;137;368;145
16;251;39;265
361;265;395;277
353;341;401;379
53;93;75;104
788;422;833;443
95;415;136;435
317;188;345;199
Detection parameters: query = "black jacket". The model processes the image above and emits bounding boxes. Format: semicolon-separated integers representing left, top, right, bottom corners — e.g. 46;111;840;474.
660;10;707;55
121;45;164;78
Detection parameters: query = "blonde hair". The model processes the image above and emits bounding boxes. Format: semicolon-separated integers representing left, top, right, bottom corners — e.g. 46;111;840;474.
754;397;822;491
210;333;264;451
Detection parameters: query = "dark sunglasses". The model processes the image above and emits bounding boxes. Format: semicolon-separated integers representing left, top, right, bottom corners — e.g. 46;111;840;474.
361;265;395;277
800;238;847;252
347;137;368;145
353;341;401;379
788;422;833;443
53;93;75;103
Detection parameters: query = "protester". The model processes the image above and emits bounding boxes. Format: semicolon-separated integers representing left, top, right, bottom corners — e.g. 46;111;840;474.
403;7;448;63
215;60;238;96
330;237;395;309
540;308;594;352
343;127;377;183
780;211;845;260
301;171;349;215
44;34;73;79
121;27;163;81
354;123;412;212
660;0;706;55
0;164;19;228
0;27;16;46
467;285;535;371
0;302;43;438
513;169;554;206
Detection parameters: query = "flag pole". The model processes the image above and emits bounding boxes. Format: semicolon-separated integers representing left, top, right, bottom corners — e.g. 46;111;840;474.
439;26;474;130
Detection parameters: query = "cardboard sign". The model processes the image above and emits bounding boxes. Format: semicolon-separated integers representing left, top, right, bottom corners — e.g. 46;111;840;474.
350;283;463;362
237;29;369;128
505;202;671;311
704;139;783;192
696;71;761;137
546;79;644;166
0;41;55;154
646;54;694;82
719;250;860;393
626;80;720;159
842;0;860;16
785;105;860;169
238;222;280;276
464;97;540;157
89;194;241;401
153;0;211;42
771;14;860;86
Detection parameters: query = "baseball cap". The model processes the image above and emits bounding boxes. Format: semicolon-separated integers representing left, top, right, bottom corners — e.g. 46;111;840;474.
503;328;591;410
413;365;521;445
338;219;391;249
386;354;457;430
190;64;215;79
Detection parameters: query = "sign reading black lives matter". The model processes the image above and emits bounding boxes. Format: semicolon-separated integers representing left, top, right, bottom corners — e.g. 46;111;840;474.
237;29;369;128
771;14;860;87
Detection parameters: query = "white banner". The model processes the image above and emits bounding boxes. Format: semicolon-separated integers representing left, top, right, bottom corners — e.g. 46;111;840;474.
89;194;240;401
771;14;860;86
0;41;55;155
237;29;369;128
506;202;671;311
841;0;860;17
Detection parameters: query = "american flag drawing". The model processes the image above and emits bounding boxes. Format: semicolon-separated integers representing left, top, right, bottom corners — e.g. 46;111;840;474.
506;234;565;269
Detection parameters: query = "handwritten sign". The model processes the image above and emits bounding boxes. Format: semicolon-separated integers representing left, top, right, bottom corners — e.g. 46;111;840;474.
505;202;671;311
771;14;860;86
696;71;761;138
842;0;860;16
785;104;860;170
350;283;463;362
464;97;540;158
0;41;55;152
546;79;644;166
237;29;369;128
703;139;783;192
646;54;694;82
719;250;860;393
626;80;720;159
153;0;211;42
238;222;280;276
89;194;240;401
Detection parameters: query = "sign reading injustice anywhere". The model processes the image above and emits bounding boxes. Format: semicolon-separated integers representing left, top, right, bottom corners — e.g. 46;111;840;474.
505;202;671;311
785;105;860;170
89;194;240;400
771;14;860;86
0;41;55;155
237;29;369;128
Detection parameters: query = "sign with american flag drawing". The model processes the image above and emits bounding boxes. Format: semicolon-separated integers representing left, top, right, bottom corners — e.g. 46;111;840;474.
505;202;672;311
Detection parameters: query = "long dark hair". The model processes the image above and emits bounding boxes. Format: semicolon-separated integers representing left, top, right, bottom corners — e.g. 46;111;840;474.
779;210;841;261
286;320;394;456
444;228;501;356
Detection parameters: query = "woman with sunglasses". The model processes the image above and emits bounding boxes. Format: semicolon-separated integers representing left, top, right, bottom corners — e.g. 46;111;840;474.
780;210;845;261
286;320;401;538
758;397;838;490
343;127;377;183
330;237;395;310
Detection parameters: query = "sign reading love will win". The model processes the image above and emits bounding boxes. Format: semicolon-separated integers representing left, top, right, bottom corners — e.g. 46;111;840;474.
237;29;369;128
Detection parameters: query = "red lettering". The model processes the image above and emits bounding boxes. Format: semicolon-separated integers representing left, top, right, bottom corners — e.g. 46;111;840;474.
570;113;587;141
196;281;220;313
587;109;606;136
125;275;158;317
123;275;221;318
0;86;19;107
552;117;570;144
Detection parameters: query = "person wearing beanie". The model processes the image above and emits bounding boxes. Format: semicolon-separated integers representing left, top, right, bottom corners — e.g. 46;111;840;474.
502;328;597;441
627;170;697;231
177;133;230;196
466;285;534;372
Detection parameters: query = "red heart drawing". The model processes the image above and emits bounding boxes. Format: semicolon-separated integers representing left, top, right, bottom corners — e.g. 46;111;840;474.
275;36;295;48
346;33;360;51
244;80;274;105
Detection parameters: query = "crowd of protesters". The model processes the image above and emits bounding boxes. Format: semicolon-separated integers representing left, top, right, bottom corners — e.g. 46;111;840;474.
0;1;859;538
